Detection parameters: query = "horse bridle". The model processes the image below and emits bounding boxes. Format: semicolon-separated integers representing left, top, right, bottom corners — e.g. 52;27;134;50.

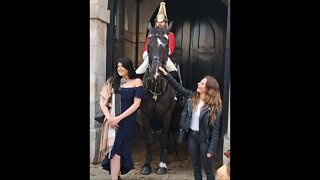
144;31;169;101
144;65;168;101
147;33;169;66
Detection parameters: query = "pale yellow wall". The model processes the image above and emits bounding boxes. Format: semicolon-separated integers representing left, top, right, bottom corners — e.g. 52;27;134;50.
123;0;162;65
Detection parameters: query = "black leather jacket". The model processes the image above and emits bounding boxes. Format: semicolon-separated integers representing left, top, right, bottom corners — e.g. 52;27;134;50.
164;73;221;154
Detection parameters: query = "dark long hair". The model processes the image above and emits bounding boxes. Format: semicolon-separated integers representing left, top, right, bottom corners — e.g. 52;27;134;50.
110;57;137;91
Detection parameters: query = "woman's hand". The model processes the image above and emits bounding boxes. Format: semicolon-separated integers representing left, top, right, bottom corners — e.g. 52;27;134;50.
107;116;121;128
158;67;168;76
224;150;230;158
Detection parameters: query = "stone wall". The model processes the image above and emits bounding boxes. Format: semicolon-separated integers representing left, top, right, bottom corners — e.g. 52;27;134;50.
90;0;110;164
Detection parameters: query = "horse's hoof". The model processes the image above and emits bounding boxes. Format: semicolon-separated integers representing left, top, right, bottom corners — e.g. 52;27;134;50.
156;167;167;175
140;164;151;175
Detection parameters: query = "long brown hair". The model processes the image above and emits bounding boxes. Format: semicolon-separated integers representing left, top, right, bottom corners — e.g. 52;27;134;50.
192;76;222;125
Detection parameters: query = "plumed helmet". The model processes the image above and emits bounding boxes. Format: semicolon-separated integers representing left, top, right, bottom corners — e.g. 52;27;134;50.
155;2;168;22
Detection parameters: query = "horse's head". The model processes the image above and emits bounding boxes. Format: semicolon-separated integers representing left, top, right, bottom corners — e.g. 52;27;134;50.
147;22;172;80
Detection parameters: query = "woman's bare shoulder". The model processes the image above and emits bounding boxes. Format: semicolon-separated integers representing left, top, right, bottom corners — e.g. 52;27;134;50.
133;78;143;87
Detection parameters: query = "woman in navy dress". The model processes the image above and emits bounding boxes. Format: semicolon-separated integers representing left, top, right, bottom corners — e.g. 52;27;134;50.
99;57;144;179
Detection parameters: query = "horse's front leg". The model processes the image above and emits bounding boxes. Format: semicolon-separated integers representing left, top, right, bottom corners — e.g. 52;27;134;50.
156;114;172;175
169;122;178;156
140;117;153;175
169;108;180;156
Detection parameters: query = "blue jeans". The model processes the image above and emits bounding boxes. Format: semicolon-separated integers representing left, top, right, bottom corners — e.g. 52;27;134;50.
188;130;215;180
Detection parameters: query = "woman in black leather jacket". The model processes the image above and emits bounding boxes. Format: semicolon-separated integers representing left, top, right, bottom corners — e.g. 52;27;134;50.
159;67;222;180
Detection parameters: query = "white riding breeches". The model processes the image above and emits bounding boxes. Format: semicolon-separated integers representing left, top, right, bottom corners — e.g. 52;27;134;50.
136;52;177;74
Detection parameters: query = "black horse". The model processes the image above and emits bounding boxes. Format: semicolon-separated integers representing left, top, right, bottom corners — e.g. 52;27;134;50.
139;22;177;175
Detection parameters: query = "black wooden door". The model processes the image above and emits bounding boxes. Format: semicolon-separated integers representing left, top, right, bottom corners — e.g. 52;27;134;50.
173;17;224;91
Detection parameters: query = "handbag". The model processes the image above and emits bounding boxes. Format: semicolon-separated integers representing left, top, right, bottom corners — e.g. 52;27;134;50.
94;109;105;123
95;80;113;124
95;89;121;124
177;100;190;144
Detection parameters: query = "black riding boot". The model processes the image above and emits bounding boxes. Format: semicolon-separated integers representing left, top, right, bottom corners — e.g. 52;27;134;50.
169;71;181;84
169;71;181;101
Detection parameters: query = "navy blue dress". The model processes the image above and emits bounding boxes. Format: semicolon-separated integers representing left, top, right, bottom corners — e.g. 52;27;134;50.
102;86;144;175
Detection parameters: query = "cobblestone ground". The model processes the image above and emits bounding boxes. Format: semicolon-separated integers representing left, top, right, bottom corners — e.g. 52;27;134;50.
90;125;221;180
90;162;194;180
90;125;195;180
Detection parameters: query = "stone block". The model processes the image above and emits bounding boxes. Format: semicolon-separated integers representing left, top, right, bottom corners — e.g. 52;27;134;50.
90;127;102;164
90;20;107;47
90;0;110;23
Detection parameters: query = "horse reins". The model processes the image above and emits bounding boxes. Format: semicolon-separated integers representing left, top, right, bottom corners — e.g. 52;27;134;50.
145;68;168;101
145;31;169;101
